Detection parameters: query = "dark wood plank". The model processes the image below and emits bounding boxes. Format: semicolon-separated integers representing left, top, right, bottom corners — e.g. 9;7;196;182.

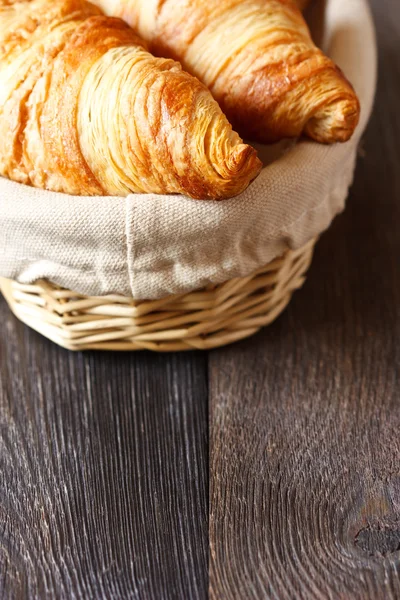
209;0;400;598
0;306;208;599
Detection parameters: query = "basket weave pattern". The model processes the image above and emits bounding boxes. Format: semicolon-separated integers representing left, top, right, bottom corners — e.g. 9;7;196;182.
0;239;315;351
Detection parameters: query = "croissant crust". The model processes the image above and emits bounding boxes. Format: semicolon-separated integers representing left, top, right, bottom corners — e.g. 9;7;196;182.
0;0;261;199
93;0;360;144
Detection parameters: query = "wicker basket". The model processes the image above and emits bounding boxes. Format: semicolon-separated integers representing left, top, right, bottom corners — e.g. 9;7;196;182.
0;238;315;352
0;0;377;353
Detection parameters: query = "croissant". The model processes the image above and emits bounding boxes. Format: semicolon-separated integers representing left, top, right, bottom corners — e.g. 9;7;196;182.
0;0;261;199
92;0;360;144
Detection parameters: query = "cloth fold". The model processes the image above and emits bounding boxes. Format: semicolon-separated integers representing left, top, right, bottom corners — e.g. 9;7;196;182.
0;0;377;300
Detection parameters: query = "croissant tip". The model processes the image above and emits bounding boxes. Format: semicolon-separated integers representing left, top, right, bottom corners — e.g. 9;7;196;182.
305;95;361;144
231;143;262;175
206;144;262;200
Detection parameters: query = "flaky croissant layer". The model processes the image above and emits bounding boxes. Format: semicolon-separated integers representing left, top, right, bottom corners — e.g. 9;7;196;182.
93;0;360;144
0;0;261;199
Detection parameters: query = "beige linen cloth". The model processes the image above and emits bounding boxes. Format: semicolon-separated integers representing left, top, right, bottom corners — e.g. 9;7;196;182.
0;0;377;300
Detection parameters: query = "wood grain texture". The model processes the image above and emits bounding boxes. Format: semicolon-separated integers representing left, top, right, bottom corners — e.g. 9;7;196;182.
1;0;399;599
0;311;208;599
209;0;400;597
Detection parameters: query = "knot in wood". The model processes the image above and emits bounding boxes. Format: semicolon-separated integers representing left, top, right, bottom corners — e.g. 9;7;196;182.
355;519;400;557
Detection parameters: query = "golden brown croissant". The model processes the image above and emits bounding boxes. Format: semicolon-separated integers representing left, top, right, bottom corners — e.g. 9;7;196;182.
0;0;261;199
92;0;360;144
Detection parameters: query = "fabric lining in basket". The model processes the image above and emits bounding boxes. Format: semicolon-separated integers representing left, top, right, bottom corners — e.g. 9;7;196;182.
0;238;316;351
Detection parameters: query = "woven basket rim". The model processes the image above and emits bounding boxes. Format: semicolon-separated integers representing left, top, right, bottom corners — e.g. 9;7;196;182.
1;239;316;351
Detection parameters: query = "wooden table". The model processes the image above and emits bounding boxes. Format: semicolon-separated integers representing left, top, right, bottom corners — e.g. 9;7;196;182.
1;1;399;597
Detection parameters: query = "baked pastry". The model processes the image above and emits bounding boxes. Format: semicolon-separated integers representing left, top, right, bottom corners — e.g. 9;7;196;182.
93;0;360;144
0;0;261;199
